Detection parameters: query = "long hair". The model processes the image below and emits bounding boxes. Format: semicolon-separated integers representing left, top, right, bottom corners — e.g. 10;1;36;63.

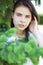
11;0;39;42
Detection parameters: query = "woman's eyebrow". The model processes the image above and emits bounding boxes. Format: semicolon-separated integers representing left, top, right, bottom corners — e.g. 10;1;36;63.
26;15;31;17
15;12;31;16
16;12;22;16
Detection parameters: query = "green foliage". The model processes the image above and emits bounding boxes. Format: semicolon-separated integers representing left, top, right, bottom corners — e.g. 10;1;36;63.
39;15;43;24
0;22;10;35
0;0;15;34
0;28;43;65
0;0;17;23
0;0;13;21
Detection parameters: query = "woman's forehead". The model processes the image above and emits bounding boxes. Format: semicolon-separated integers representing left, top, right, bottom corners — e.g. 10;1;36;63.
14;5;32;15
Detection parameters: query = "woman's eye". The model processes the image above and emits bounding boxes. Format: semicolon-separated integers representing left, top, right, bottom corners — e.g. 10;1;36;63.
17;13;22;16
26;15;30;18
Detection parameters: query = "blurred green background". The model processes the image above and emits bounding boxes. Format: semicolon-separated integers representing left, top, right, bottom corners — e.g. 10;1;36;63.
39;15;43;24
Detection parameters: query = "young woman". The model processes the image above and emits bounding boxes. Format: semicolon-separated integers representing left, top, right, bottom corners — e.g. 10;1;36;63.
11;0;43;47
0;0;43;65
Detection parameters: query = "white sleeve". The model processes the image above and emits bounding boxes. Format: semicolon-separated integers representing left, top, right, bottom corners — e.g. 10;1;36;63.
23;58;33;65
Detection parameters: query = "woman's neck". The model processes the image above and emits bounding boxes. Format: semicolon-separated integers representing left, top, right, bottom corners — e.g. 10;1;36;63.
15;30;25;38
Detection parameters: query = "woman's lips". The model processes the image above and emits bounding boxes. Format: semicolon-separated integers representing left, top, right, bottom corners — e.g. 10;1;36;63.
18;24;24;27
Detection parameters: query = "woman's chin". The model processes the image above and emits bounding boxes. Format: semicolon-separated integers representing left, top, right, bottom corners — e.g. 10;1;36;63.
17;27;26;31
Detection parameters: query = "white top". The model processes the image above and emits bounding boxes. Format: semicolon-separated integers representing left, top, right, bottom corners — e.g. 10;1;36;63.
5;32;38;45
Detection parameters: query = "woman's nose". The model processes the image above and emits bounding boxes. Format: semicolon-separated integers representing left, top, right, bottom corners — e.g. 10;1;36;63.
20;17;25;23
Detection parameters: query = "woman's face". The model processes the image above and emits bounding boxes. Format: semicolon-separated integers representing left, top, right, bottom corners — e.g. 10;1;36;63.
13;5;32;31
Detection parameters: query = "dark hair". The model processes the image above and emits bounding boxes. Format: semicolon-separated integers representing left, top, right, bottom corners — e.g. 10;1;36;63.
11;0;39;42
